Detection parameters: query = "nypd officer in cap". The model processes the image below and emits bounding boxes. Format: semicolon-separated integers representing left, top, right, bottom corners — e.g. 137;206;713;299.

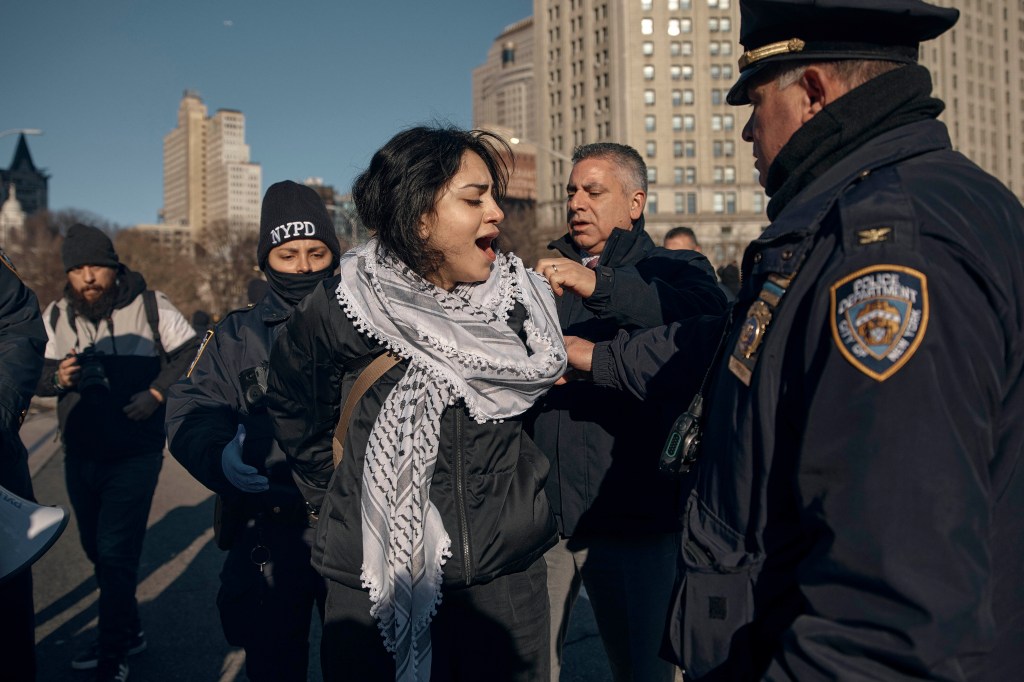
562;0;1024;679
166;181;341;681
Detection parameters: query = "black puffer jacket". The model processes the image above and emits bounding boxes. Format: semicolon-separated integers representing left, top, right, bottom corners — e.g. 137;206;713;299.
267;277;557;589
528;217;727;537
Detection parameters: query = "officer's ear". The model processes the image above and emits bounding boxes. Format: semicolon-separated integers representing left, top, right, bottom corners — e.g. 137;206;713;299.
801;65;849;121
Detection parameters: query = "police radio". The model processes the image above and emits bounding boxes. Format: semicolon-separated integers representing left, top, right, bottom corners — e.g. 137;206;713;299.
659;394;703;475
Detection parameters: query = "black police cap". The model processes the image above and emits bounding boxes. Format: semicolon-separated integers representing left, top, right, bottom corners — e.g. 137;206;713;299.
727;0;959;105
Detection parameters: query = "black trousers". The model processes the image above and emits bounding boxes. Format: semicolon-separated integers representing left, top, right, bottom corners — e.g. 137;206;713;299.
321;558;549;682
0;434;38;682
65;451;163;660
218;516;326;682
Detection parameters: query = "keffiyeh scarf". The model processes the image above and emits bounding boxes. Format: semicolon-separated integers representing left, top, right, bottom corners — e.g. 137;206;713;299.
336;239;566;681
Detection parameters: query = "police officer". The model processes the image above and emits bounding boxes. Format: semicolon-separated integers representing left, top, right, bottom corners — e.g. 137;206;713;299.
166;181;340;681
564;1;1024;679
0;248;46;682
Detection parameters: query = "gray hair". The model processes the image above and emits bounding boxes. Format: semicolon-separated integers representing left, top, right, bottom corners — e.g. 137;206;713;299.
571;142;647;194
773;59;907;93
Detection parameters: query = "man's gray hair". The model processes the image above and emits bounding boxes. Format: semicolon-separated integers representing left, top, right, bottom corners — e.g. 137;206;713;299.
772;59;907;93
571;142;648;194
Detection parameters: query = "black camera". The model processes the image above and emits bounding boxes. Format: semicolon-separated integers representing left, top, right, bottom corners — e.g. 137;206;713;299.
76;346;110;396
239;363;269;411
659;394;703;476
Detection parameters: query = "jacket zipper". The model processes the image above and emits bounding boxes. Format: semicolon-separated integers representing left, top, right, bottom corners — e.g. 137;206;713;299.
454;410;472;585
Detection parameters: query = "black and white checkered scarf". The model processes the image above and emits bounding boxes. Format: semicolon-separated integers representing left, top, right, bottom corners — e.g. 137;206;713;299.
336;239;566;681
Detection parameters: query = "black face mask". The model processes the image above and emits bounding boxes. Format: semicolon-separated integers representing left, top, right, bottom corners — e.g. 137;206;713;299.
264;267;333;305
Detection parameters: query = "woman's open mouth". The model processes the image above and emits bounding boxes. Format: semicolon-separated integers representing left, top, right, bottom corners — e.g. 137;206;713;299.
476;235;497;263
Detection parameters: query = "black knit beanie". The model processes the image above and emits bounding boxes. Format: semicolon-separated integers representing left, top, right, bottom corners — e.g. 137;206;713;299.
257;181;341;268
62;223;120;272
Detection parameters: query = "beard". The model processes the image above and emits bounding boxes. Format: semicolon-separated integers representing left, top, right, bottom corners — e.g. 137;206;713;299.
69;282;118;322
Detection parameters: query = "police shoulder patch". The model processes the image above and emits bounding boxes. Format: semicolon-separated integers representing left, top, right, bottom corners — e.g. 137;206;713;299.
829;264;928;381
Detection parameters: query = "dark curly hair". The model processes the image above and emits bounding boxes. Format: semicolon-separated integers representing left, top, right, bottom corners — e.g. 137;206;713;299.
352;125;511;278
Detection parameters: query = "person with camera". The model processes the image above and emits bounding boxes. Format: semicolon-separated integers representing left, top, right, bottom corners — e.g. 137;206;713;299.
35;223;198;682
165;181;340;682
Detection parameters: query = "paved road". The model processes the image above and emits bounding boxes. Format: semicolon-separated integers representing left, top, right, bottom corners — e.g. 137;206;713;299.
24;402;622;681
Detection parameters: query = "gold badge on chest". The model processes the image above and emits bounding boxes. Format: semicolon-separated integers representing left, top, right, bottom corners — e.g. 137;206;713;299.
728;272;794;386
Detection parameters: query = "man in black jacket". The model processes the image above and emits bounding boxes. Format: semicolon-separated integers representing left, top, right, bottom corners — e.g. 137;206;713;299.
530;142;726;681
0;248;46;682
35;224;199;682
166;181;340;681
564;1;1024;679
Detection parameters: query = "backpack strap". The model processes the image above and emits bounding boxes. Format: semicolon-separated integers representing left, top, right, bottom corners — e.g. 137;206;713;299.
332;351;400;468
143;290;167;362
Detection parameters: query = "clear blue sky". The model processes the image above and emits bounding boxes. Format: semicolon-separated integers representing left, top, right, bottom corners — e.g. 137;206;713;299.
0;0;533;227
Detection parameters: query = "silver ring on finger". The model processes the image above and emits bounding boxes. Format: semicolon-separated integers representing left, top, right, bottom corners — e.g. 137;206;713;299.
552;264;558;273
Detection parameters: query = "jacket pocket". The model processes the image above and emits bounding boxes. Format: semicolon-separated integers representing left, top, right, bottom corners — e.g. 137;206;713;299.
672;492;761;679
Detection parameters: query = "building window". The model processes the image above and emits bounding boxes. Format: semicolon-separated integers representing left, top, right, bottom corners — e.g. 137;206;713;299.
646;141;657;157
724;140;735;156
713;141;723;157
671;65;683;81
648;192;659;214
712;114;722;131
713;192;725;213
672;89;683;106
643;64;655;80
674;141;684;158
645;115;657;132
675;192;685;213
643;41;655;56
713;166;724;183
672;115;683;131
674;167;684;184
648;167;658;184
686;166;696;184
668;0;680;9
645;89;657;105
682;41;693;56
684;114;695;131
685;140;696;157
502;41;516;65
752;192;764;213
724;114;735;131
709;17;720;31
684;89;695;104
682;18;692;32
670;41;682;57
641;18;654;34
710;41;721;56
683;65;694;80
726;191;737;213
687;192;698;213
721;17;732;31
711;89;723;105
668;18;681;36
724;166;736;183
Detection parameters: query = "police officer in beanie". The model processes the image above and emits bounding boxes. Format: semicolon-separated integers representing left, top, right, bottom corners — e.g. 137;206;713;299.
166;180;341;681
562;1;1024;679
35;224;199;682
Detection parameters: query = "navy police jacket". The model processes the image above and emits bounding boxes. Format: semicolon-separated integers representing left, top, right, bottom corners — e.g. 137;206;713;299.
594;119;1024;680
166;289;304;515
527;217;727;537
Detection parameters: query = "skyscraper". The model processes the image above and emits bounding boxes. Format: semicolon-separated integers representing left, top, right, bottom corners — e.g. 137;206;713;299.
483;0;1023;267
161;91;261;242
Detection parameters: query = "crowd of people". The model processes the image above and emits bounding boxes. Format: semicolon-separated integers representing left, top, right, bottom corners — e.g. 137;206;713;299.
2;1;1022;681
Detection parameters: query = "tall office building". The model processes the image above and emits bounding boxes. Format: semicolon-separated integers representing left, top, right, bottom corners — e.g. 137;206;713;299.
161;91;261;242
474;17;539;146
498;0;1024;267
532;0;759;266
922;0;1024;199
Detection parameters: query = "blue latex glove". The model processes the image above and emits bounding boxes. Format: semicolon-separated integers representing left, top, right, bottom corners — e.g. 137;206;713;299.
220;424;269;493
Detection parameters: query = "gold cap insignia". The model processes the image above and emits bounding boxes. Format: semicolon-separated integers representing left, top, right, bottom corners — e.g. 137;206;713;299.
738;38;806;70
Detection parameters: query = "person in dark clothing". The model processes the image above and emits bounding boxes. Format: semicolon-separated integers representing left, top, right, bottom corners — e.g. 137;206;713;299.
166;180;341;681
530;142;726;682
266;126;566;682
34;223;199;682
0;248;46;682
563;1;1024;679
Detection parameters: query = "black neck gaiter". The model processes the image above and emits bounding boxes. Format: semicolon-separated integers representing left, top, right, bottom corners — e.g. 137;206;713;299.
765;64;945;220
265;267;334;305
